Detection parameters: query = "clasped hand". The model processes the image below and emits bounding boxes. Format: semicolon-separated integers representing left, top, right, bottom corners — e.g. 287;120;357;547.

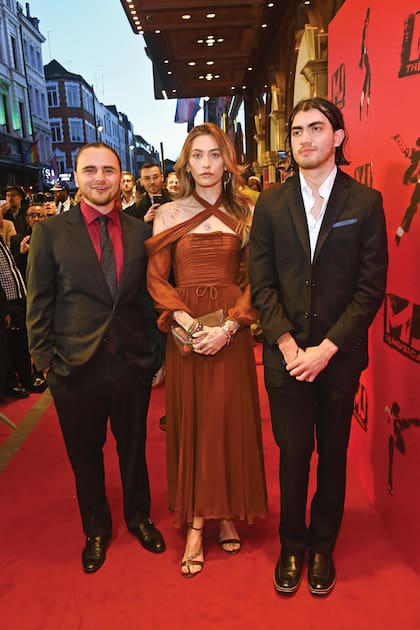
192;325;227;355
286;345;331;382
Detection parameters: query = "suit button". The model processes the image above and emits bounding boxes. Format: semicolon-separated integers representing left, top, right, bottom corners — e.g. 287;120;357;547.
305;280;310;286
304;312;310;319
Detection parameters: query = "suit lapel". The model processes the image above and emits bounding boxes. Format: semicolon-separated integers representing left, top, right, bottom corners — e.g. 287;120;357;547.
285;177;311;259
65;206;112;299
313;169;351;264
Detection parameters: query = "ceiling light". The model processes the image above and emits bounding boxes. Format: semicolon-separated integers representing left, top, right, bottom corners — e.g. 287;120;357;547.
262;23;268;28
206;13;216;19
172;89;177;93
188;61;196;66
206;60;214;65
164;59;169;64
197;39;204;43
167;71;172;75
268;2;274;6
154;30;161;34
182;14;191;20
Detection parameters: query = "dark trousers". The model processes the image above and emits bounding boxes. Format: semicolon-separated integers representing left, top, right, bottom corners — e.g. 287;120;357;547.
6;299;32;389
265;366;360;554
48;349;153;537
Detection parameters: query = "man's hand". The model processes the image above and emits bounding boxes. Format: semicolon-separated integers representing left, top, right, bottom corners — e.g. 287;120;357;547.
20;234;31;254
287;339;338;382
143;203;160;223
152;363;166;387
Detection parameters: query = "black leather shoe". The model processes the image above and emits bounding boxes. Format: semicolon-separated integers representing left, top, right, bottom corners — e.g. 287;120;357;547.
82;534;111;574
6;386;30;399
308;552;336;596
129;518;166;553
274;550;305;594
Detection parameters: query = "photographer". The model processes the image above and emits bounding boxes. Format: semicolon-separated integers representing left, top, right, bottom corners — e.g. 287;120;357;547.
124;162;171;224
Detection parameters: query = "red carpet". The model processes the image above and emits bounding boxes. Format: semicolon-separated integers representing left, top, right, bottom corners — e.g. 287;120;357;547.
1;361;419;629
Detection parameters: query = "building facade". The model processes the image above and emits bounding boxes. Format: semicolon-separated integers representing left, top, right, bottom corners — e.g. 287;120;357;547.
0;0;51;191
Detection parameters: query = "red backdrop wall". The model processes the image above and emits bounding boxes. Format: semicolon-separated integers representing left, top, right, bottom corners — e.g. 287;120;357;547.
329;0;420;574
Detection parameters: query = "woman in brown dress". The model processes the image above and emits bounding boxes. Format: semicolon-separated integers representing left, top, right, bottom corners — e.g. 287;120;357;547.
146;123;267;577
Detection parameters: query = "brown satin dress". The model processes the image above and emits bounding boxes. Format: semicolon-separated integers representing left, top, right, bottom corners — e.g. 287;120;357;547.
146;194;267;527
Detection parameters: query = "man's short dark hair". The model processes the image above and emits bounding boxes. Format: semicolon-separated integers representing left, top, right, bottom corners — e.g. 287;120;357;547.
75;142;121;171
140;162;161;173
287;97;350;169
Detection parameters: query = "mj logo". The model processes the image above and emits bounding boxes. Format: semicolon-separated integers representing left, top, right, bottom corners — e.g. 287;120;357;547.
384;294;420;363
399;11;420;77
353;382;368;432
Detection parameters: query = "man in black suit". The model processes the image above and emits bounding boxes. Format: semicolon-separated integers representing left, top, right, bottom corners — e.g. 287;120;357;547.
26;142;166;573
124;162;171;223
250;98;388;596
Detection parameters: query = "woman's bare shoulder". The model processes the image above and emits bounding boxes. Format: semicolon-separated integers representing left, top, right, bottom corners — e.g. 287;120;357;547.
154;196;197;233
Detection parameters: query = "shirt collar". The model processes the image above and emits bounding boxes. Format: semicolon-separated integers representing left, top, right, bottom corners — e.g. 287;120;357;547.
299;165;337;197
80;199;120;225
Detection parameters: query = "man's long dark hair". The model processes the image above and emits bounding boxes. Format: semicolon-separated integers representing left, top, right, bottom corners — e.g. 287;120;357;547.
286;98;350;170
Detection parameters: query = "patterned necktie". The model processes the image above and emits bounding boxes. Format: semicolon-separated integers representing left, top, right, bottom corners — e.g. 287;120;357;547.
98;215;117;299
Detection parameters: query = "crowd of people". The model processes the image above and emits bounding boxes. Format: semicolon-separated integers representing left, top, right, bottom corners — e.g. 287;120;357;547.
1;98;388;597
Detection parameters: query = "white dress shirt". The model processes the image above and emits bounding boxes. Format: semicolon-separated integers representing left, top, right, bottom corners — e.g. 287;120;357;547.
299;166;337;261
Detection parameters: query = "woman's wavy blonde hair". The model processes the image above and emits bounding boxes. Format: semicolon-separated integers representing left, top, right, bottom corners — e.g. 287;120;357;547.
175;123;252;245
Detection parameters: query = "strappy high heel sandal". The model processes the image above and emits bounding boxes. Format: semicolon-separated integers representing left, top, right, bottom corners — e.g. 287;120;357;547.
181;524;204;578
218;519;241;555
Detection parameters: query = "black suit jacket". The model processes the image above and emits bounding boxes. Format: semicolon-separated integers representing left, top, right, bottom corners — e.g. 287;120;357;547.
26;204;163;377
249;169;388;380
124;189;172;221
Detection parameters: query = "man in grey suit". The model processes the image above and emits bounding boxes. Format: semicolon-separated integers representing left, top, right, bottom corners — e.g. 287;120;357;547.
26;143;166;573
250;98;388;596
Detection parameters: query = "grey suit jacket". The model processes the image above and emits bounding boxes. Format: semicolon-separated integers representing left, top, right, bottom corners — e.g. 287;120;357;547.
249;169;388;379
26;204;162;377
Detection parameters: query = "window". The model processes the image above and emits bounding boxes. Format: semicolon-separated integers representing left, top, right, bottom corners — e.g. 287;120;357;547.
55;150;66;174
82;86;94;115
69;118;84;142
18;101;25;135
47;84;59;108
85;121;96;144
0;94;10;132
65;82;80;108
10;36;19;70
50;119;63;143
36;50;42;73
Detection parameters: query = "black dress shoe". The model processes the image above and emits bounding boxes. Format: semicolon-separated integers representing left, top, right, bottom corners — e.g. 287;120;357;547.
6;386;30;399
129;518;166;553
274;550;305;594
82;534;111;574
308;552;336;596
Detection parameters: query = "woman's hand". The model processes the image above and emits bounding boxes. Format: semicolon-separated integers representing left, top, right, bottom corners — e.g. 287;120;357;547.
192;325;228;355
